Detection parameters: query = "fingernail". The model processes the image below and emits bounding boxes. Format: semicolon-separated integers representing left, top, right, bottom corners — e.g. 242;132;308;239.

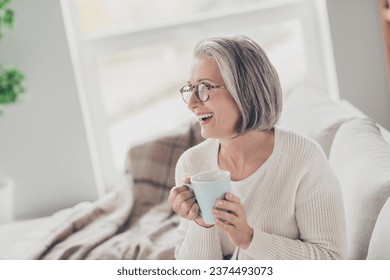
217;200;223;206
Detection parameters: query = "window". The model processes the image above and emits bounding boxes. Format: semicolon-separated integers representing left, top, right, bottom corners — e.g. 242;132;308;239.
61;0;337;193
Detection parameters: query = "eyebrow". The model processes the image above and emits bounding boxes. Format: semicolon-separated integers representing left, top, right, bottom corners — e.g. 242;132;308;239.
187;78;216;84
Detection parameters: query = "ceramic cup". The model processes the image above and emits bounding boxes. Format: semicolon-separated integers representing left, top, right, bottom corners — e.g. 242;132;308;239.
184;170;231;225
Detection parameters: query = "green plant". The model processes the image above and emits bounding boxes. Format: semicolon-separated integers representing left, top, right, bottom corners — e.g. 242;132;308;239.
0;0;25;113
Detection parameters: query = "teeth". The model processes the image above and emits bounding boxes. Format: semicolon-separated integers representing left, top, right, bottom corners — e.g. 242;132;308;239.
198;113;214;121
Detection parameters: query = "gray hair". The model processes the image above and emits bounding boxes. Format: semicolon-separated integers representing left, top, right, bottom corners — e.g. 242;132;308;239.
194;35;282;134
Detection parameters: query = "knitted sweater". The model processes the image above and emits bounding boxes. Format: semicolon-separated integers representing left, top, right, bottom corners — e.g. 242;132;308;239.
174;126;346;260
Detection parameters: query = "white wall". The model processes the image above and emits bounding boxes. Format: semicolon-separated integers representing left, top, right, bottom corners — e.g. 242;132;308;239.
326;0;390;130
0;0;99;219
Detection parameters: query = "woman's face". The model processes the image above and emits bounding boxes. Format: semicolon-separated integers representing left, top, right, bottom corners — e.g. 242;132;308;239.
187;56;241;139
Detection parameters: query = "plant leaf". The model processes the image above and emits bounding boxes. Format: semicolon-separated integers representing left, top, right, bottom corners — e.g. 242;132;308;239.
4;9;13;27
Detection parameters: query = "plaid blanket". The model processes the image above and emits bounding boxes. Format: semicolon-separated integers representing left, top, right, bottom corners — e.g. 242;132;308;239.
127;121;203;222
6;121;203;259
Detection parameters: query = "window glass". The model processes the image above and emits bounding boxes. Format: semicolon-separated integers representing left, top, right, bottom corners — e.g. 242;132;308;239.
75;0;268;35
95;20;306;168
69;0;308;172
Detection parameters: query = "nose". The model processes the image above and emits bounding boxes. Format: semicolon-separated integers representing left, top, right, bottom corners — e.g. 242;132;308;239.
187;90;201;110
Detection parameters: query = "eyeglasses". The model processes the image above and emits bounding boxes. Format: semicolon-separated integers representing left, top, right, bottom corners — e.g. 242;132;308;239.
180;82;225;104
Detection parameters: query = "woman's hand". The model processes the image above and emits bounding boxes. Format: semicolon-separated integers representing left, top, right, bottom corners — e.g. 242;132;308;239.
213;192;253;249
168;177;214;228
168;177;199;220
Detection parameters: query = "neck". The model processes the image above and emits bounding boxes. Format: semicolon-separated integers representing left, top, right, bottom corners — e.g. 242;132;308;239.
218;129;275;180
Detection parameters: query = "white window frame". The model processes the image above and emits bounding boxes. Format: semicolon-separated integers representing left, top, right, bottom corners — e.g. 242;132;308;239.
60;0;338;196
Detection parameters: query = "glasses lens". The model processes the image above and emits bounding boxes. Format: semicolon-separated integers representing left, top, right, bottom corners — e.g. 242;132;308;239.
180;85;192;103
197;83;209;102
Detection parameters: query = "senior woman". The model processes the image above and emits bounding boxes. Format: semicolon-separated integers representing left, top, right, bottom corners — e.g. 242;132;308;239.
168;35;346;260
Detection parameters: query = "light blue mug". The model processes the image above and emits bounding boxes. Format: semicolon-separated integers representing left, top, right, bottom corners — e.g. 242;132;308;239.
184;170;231;225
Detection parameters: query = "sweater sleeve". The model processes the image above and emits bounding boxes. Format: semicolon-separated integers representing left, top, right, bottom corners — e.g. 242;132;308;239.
243;143;347;260
175;219;223;260
174;150;225;260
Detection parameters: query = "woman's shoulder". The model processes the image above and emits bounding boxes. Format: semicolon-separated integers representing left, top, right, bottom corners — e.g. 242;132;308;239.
276;126;326;158
178;138;218;163
275;127;332;180
175;138;219;184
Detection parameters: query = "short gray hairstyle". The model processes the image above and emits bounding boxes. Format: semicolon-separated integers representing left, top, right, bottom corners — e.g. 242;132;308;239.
194;35;282;134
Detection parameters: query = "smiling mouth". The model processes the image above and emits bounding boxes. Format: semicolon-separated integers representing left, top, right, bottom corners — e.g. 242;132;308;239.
198;113;214;122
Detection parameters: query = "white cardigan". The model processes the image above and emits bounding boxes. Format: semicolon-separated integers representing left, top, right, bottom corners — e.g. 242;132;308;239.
174;126;346;260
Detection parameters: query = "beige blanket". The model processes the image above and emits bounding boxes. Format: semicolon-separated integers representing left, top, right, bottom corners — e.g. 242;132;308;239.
8;122;203;259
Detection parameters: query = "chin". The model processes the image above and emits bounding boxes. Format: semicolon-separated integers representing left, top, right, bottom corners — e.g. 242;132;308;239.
200;127;211;139
200;127;237;140
200;126;217;139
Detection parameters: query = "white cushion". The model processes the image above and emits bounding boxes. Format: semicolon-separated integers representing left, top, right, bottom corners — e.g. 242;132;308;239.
329;118;390;259
380;126;390;145
340;99;390;144
367;197;390;259
280;84;354;157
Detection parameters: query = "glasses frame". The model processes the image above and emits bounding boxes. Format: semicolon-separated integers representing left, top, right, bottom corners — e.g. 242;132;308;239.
180;82;225;104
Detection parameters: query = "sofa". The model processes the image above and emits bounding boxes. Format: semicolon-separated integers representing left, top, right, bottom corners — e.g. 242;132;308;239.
0;84;389;259
279;84;390;260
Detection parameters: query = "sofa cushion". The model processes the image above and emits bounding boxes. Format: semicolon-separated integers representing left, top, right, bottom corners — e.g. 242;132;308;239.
329;118;390;259
367;197;390;259
280;84;354;157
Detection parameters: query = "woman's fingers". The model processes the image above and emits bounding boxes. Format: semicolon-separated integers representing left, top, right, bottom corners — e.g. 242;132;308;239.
173;190;195;212
182;176;191;184
215;217;235;232
225;192;241;203
215;198;242;216
168;184;200;219
213;207;238;225
188;202;200;220
179;197;196;214
212;193;254;249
